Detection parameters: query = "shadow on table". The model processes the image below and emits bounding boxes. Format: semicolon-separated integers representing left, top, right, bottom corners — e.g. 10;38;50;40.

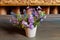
0;25;26;36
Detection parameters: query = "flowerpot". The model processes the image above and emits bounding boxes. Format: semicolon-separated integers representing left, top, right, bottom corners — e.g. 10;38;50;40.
25;26;37;38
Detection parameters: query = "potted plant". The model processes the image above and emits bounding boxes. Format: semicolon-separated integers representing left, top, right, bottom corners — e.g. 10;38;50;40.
10;7;40;38
21;8;40;38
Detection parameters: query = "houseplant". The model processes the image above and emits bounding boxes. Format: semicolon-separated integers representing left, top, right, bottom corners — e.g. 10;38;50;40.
10;7;40;38
21;7;40;38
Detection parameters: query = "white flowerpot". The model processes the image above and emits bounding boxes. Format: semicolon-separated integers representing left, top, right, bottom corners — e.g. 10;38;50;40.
25;26;37;38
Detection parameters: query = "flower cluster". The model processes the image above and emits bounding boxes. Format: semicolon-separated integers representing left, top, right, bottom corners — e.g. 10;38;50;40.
10;6;46;29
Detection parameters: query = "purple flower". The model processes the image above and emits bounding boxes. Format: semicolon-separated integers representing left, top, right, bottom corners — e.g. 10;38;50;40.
9;17;19;24
22;20;29;27
32;8;38;17
28;15;34;23
34;11;38;17
29;23;34;29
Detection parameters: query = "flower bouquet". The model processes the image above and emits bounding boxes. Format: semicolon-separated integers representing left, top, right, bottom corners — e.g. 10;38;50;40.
21;8;40;38
10;7;41;38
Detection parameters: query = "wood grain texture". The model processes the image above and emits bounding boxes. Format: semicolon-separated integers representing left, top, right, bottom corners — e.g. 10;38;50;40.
0;0;60;6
